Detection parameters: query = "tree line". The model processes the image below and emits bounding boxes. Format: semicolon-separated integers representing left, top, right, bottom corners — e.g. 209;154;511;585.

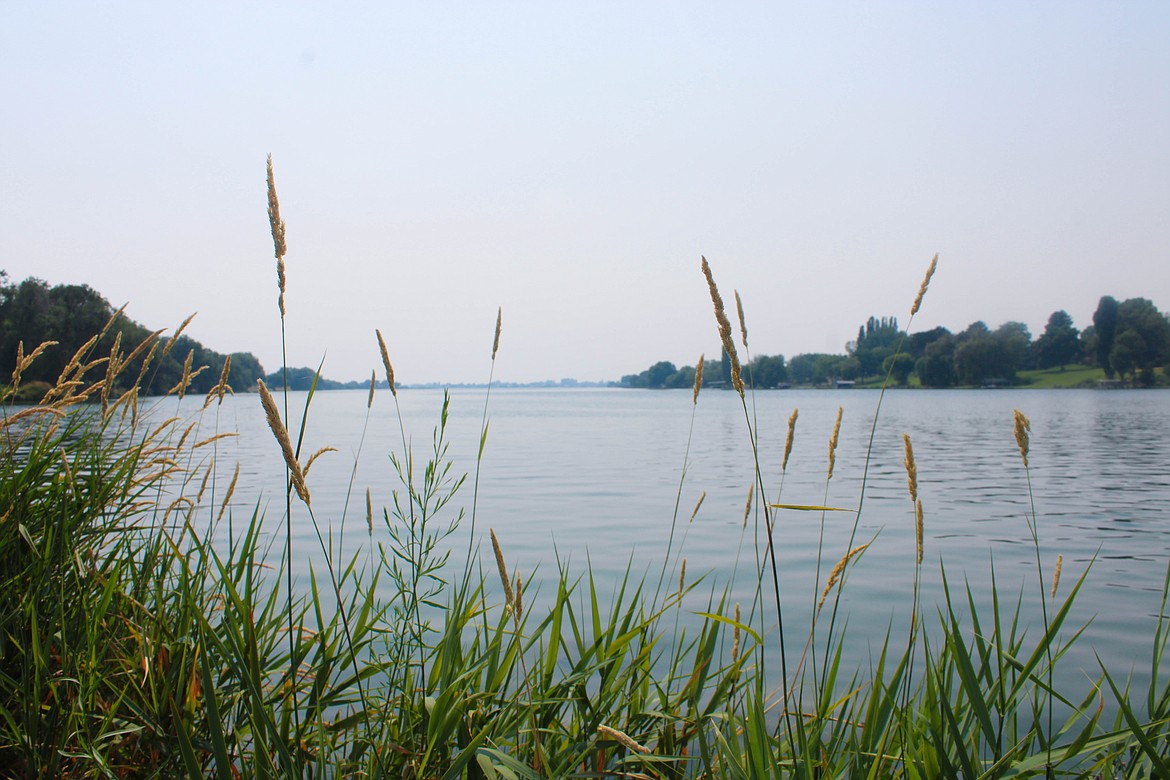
619;296;1170;389
0;272;266;397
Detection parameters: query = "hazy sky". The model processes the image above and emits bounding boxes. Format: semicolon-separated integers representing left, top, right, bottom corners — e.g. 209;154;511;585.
2;3;1167;384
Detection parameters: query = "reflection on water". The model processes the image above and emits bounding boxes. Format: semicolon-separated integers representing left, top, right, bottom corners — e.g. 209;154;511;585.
174;386;1170;692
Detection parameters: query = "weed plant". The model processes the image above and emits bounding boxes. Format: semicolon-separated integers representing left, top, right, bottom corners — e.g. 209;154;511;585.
1;162;1169;777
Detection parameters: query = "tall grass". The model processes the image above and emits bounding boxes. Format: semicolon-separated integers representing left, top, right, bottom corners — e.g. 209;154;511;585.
1;165;1169;778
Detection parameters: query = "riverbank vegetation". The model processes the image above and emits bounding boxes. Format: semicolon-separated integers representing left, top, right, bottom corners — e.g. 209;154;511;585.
620;299;1170;390
3;162;1170;777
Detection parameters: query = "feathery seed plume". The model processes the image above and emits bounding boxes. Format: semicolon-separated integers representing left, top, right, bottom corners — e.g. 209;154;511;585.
700;256;744;397
742;484;753;528
910;253;938;316
375;329;397;398
734;290;748;349
162;314;196;358
1051;554;1063;598
490;529;513;607
597;724;650;754
492;307;502;360
818;543;869;613
678;559;687;594
171;349;194;399
1013;409;1031;468
513;572;523;621
693;353;704;405
827;406;843;481
216;464;240;526
257;379;311;505
782;409;798;472
689;491;706;523
266;155;287;315
903;433;918;503
367;369;376;408
303;446;338;476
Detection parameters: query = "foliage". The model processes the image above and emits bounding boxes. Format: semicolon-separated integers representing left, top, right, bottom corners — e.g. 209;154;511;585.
0;273;265;396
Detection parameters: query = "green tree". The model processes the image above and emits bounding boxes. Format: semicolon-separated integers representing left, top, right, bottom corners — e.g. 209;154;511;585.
747;354;787;388
1092;295;1120;378
882;353;915;385
915;335;957;387
1114;297;1170;385
1035;310;1080;370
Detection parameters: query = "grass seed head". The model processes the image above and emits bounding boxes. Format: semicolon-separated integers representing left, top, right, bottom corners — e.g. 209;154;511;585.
818;543;869;613
827;406;843;481
734;290;748;349
1013;408;1031;467
375;329;397;398
257;378;311;506
700;256;744;397
597;724;650;754
910;253;938;316
783;408;798;472
693;353;704;405
490;529;514;607
492;307;502;360
1052;554;1063;597
903;433;918;503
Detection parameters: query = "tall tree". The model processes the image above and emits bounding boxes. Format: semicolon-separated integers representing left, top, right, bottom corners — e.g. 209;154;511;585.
1092;296;1120;378
1035;310;1080;370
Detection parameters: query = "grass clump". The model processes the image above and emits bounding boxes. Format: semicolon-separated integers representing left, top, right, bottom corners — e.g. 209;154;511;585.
2;163;1169;778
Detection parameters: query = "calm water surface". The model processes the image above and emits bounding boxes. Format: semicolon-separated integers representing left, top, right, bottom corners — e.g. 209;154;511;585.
187;387;1170;693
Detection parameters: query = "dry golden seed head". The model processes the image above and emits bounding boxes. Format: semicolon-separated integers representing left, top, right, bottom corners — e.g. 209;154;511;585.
367;370;376;409
700;256;745;397
162;313;197;358
192;432;239;450
734;290;748;349
266;154;287;261
827;406;843;481
490;528;514;606
742;484;753;528
57;335;98;384
903;433;918;503
216;464;241;526
513;572;524;620
915;499;924;565
276;258;287;317
375;329;397;398
783;408;798;472
1013;408;1031;467
303;446;338;476
910;253;939;316
98;304;128;344
597;724;650;754
689;491;706;523
492;307;502;360
1051;554;1063;598
678;559;686;593
818;543;870;613
257;379;311;506
692;353;704;405
170;349;195;398
366;488;373;535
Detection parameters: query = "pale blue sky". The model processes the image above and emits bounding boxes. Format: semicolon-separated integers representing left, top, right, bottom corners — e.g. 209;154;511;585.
2;2;1167;383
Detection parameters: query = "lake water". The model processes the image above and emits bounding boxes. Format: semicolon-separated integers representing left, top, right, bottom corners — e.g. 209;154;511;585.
183;386;1170;696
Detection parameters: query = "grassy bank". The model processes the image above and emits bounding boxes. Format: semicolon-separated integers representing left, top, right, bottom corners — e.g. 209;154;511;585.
2;165;1169;778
